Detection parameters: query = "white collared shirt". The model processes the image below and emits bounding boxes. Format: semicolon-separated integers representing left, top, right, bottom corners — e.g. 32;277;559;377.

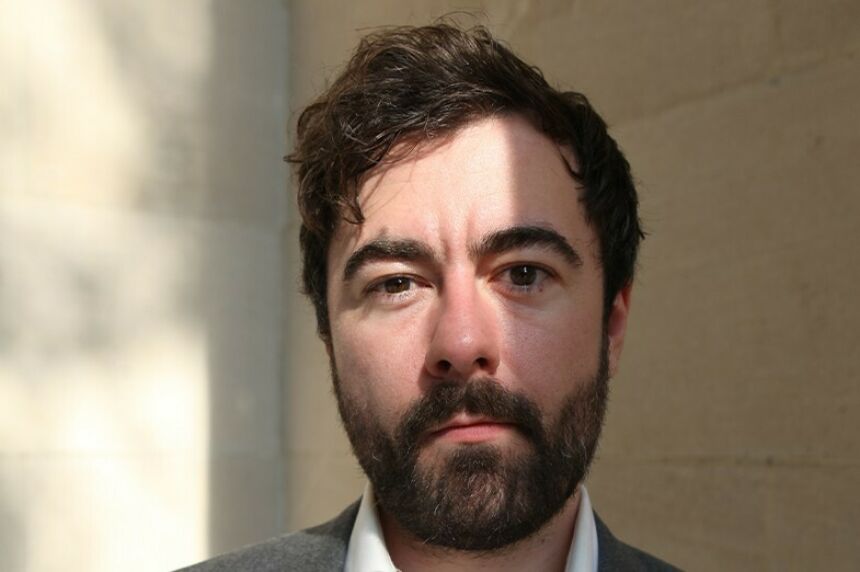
344;483;599;572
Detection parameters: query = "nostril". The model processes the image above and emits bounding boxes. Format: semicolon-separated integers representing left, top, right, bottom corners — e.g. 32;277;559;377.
475;357;488;369
438;359;452;373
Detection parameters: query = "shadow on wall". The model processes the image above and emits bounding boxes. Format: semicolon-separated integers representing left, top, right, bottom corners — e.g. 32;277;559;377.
0;491;23;572
95;0;292;561
93;0;290;560
0;1;288;570
197;1;289;556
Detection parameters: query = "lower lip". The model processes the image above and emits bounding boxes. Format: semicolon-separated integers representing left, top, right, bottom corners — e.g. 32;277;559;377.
432;422;514;443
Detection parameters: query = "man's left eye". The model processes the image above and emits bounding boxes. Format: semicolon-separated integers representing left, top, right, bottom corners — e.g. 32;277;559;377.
500;264;550;290
507;265;539;286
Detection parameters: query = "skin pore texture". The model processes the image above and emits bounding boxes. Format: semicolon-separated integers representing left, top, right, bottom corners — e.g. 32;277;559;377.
325;114;632;572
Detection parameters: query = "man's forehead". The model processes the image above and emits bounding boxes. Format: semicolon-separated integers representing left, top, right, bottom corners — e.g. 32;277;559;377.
384;116;573;189
328;114;588;259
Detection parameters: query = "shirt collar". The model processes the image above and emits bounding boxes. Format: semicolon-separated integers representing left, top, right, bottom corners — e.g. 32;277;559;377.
344;483;598;572
344;484;398;572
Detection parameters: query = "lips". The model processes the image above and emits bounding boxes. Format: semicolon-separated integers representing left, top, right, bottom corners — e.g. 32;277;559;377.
395;378;545;451
426;414;515;443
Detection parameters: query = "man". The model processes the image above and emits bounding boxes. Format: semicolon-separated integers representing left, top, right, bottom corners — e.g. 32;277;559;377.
183;23;678;572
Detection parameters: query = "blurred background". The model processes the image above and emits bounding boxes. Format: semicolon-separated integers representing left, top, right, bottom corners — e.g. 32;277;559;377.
1;1;858;570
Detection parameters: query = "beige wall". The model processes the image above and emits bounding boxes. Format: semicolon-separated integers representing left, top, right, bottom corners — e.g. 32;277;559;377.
285;2;860;571
1;1;289;570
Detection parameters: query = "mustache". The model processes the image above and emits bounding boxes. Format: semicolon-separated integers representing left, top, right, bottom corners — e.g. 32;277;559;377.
395;378;545;454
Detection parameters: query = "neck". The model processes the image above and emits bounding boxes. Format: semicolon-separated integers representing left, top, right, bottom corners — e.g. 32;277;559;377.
380;489;581;572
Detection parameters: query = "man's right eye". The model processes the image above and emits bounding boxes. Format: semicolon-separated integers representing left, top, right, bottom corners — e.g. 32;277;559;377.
366;275;420;298
380;276;412;294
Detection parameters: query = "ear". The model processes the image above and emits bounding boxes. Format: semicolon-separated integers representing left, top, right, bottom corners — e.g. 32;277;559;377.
323;336;334;361
606;284;633;378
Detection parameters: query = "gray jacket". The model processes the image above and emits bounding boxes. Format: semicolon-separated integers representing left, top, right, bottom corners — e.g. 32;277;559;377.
178;502;680;571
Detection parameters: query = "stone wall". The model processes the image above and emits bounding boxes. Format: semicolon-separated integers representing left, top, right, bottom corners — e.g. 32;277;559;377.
0;1;289;570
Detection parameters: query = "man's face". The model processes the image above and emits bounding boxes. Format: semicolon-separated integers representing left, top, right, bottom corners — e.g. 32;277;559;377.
325;114;631;550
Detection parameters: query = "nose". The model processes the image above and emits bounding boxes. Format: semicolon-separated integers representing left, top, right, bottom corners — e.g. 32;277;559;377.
424;279;500;380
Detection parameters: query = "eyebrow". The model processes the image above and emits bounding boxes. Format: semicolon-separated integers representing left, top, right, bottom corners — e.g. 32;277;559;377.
342;238;436;282
471;225;583;268
341;225;582;283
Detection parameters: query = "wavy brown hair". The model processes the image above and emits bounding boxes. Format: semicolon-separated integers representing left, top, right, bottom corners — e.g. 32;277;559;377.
287;23;643;341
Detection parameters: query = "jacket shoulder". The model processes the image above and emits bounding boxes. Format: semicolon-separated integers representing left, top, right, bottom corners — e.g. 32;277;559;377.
595;513;682;572
176;502;360;572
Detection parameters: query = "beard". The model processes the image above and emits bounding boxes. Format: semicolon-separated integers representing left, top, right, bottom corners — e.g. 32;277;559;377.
332;337;609;552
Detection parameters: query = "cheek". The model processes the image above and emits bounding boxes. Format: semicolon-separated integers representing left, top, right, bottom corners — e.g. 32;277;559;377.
502;303;604;400
331;319;426;422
